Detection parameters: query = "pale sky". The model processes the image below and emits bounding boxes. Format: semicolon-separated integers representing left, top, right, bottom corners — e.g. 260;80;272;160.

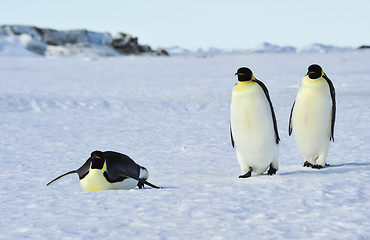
2;0;369;49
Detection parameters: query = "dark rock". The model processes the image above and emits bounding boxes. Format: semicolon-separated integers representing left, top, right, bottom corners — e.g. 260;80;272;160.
156;47;169;56
109;33;140;54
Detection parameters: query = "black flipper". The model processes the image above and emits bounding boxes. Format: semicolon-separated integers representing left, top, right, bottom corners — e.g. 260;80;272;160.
75;158;91;180
46;170;78;186
46;158;91;186
230;124;235;148
323;73;336;142
288;101;295;136
253;79;280;144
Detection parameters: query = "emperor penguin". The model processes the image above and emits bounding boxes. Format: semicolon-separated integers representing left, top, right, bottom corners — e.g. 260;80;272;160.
230;67;280;178
46;150;160;192
289;64;336;168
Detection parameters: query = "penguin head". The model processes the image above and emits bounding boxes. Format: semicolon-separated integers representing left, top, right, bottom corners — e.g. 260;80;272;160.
90;151;106;170
307;64;323;79
235;67;254;81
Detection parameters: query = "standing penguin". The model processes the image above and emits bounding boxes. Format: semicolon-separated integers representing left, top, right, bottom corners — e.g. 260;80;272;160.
230;67;280;178
46;150;160;192
289;64;336;168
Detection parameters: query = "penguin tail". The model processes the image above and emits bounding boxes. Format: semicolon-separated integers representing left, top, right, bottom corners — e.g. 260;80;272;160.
46;170;78;186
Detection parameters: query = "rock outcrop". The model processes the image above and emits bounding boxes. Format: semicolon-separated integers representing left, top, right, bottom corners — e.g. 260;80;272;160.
0;25;168;56
359;45;370;49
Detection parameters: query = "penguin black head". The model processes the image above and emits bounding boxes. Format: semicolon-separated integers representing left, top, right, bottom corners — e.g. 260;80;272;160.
307;64;323;79
235;67;253;81
90;150;105;169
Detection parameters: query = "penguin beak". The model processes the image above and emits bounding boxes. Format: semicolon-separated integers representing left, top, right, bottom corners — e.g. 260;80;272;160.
235;73;244;76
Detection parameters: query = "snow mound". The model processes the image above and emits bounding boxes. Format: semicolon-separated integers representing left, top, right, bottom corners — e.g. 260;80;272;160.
165;46;227;55
165;42;356;56
45;44;120;58
165;46;192;55
299;43;352;53
0;35;43;57
252;42;296;53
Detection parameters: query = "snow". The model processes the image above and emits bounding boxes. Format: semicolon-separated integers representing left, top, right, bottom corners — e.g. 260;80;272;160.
164;42;354;56
1;49;370;239
0;35;40;57
252;42;296;53
299;43;353;53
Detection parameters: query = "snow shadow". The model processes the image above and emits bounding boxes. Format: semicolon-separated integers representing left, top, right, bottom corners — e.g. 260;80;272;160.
280;162;370;176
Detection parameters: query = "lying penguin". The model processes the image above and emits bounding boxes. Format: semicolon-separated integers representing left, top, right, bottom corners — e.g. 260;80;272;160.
46;150;160;192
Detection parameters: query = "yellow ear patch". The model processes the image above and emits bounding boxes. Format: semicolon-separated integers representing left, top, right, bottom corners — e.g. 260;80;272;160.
102;160;107;170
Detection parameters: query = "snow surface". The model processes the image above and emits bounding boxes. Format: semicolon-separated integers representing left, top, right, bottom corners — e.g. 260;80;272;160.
1;50;370;239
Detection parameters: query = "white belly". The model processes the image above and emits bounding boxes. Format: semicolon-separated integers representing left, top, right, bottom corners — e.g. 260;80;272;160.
79;169;138;192
291;76;332;163
230;82;278;174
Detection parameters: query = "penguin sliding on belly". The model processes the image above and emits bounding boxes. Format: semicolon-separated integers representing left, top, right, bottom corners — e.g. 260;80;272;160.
47;151;160;192
230;67;280;178
289;64;336;168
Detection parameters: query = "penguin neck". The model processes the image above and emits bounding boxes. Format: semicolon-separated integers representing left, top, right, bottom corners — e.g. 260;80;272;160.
90;159;107;171
237;80;254;85
304;75;324;83
80;168;108;192
79;160;109;192
234;80;256;92
238;78;254;84
302;75;328;91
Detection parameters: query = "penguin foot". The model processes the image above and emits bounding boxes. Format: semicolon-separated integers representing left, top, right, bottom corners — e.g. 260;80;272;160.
312;164;326;169
137;182;144;189
303;161;314;168
267;167;277;175
304;161;328;169
239;171;252;178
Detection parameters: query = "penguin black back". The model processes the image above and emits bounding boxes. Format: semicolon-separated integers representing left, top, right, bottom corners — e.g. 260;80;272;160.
103;151;141;183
